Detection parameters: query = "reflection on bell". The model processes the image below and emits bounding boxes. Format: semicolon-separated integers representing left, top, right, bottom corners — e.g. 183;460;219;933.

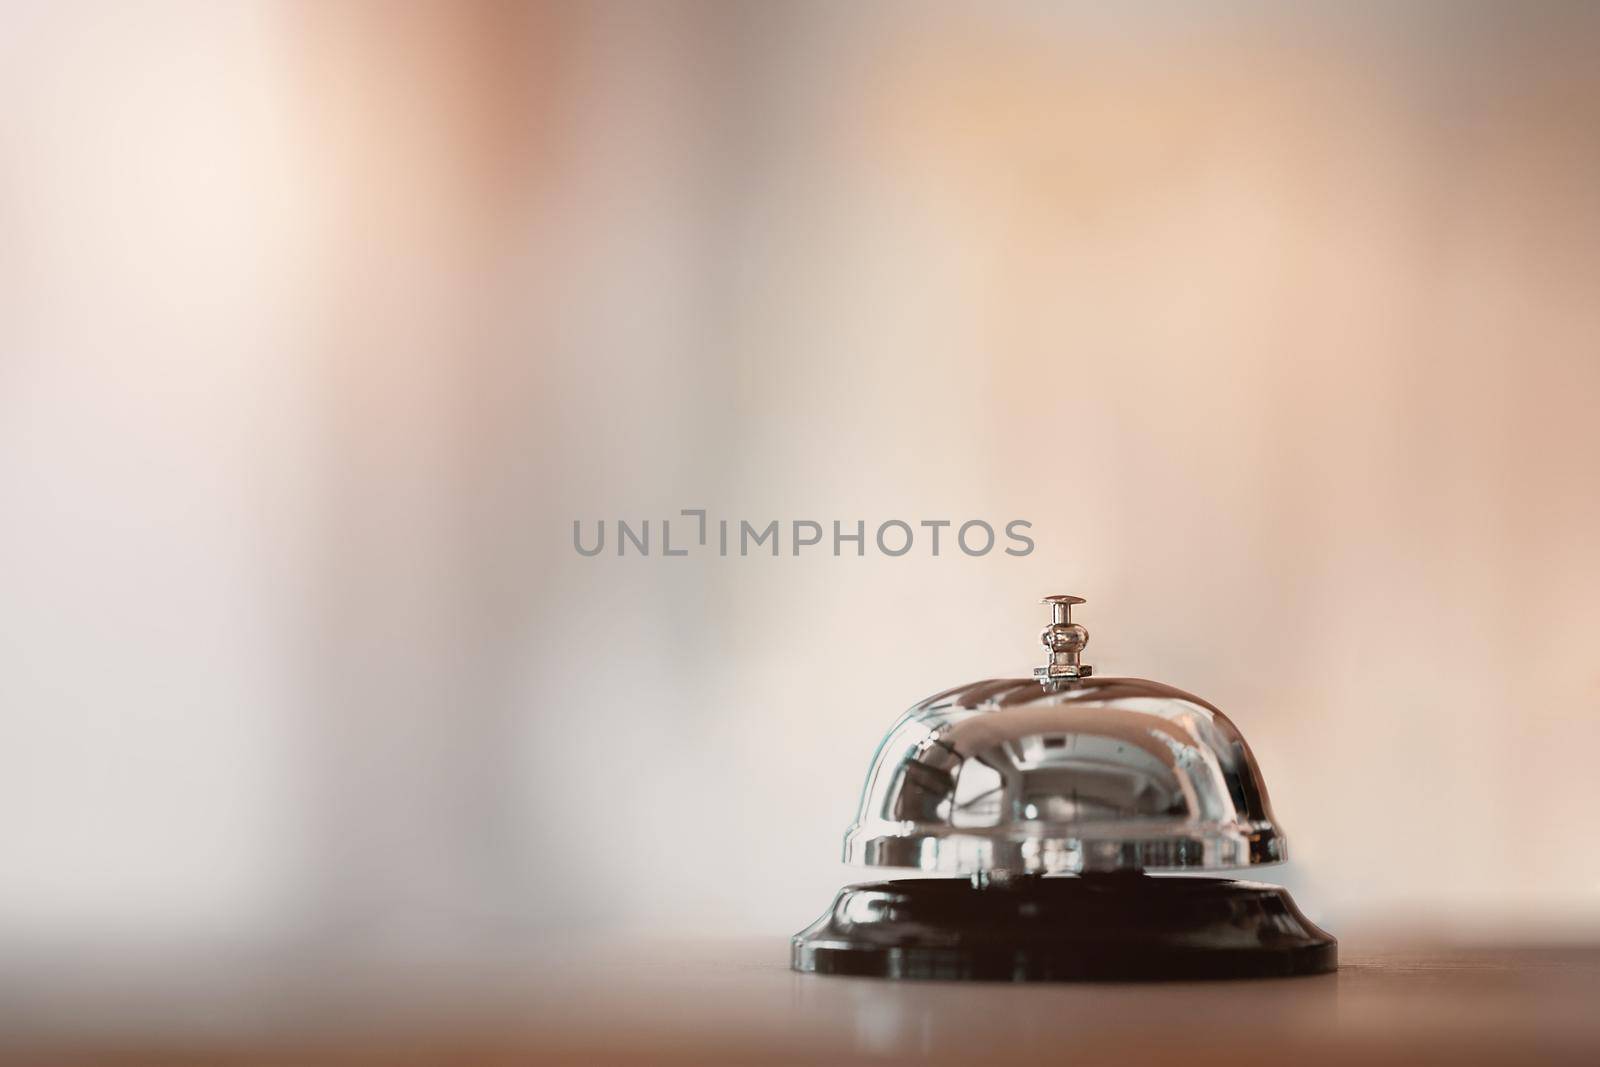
791;595;1337;981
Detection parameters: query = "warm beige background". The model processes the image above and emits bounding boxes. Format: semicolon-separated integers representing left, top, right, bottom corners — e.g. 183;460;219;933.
2;0;1598;957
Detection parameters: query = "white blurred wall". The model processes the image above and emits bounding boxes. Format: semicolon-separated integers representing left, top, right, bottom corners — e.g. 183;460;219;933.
2;0;1599;951
0;0;312;943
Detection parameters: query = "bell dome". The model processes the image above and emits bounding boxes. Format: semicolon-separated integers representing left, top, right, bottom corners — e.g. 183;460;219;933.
844;595;1281;875
844;674;1283;875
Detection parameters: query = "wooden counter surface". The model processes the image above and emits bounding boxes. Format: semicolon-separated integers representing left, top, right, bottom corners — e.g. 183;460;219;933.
3;938;1597;1064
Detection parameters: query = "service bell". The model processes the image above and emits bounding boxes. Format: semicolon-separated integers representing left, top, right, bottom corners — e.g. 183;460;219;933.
791;595;1336;981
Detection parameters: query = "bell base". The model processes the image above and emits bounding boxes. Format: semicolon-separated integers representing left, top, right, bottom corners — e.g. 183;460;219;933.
791;874;1336;982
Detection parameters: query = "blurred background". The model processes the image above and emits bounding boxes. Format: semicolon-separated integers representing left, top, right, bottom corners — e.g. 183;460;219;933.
3;0;1600;972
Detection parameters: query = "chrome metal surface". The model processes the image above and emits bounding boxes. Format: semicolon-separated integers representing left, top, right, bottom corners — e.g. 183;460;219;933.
1034;594;1092;681
844;596;1283;874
